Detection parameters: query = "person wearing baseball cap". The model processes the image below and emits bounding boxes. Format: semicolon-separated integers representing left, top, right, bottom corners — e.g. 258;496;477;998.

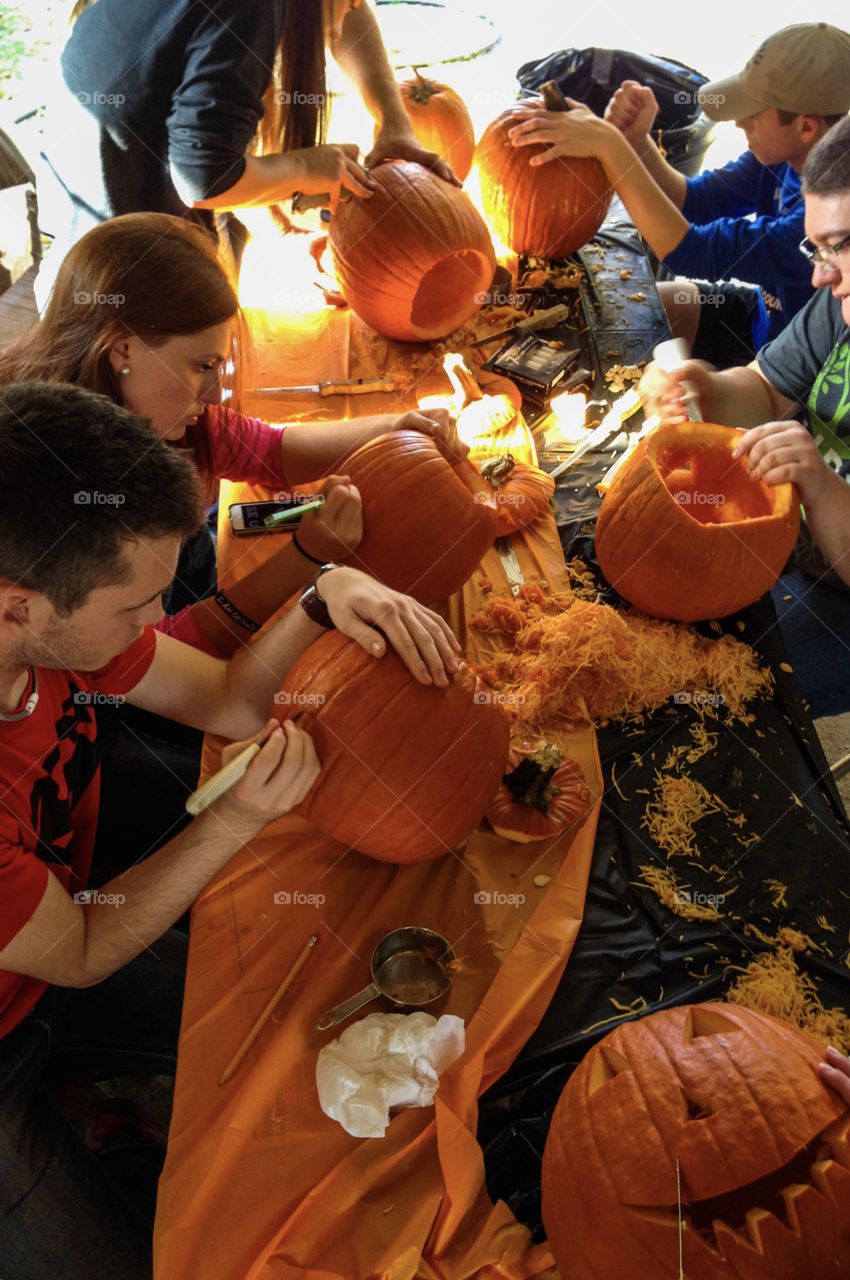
507;23;850;367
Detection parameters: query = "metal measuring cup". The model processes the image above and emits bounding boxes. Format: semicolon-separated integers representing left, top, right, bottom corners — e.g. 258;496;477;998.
316;927;454;1032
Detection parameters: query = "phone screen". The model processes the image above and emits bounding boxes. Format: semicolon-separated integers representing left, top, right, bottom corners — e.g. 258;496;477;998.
229;500;306;534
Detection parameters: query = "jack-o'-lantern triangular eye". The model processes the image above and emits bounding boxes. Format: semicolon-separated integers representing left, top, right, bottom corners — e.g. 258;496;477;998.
587;1046;632;1095
683;1005;741;1042
680;1089;714;1123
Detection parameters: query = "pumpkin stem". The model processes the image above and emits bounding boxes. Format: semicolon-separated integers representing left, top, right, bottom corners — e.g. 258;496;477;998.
408;67;438;105
540;80;569;113
480;453;516;488
504;743;563;813
450;357;485;406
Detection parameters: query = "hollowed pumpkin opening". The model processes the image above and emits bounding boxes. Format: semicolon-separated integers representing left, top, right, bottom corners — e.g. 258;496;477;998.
410;250;492;336
659;442;774;526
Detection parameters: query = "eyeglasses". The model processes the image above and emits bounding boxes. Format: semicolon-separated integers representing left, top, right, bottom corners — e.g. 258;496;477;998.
798;232;850;268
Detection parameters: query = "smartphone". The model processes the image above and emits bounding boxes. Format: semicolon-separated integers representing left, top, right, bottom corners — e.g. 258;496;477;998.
229;499;306;535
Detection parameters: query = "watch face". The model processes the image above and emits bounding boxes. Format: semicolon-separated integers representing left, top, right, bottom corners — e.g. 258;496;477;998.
300;584;334;629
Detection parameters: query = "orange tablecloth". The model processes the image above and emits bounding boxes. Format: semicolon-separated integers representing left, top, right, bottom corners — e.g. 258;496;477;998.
154;299;601;1280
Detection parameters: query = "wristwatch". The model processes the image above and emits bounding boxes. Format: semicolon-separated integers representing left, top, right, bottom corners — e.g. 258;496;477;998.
299;563;342;629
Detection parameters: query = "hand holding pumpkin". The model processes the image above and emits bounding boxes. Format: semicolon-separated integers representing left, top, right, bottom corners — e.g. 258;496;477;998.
298;475;363;561
731;421;829;506
397;407;468;459
316;566;461;686
507;100;611;166
820;1045;850;1106
604;80;659;144
215;720;321;828
365;131;459;186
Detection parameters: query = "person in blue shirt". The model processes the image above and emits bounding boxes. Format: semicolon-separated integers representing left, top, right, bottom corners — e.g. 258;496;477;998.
507;23;850;367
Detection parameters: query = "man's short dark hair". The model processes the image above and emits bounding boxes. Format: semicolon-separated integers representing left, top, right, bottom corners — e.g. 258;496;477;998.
776;108;845;129
803;115;850;196
0;381;204;614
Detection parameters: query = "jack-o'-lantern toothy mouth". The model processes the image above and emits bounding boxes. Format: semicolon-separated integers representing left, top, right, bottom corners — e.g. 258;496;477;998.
626;1110;850;1256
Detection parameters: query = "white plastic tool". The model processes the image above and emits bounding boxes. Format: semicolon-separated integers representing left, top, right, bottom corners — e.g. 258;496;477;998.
185;741;261;816
652;338;703;422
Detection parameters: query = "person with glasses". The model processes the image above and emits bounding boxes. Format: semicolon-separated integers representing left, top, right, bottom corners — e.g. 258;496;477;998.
507;24;850;368
640;116;850;717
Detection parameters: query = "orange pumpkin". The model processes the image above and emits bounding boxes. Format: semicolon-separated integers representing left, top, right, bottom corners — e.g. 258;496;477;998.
398;70;475;181
274;632;509;862
486;739;590;842
595;422;800;622
479;453;555;535
476;104;611;258
342;430;498;603
541;1002;850;1279
328;160;495;341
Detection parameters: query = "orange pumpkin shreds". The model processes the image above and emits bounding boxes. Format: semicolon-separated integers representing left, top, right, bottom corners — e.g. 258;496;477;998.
468;594;772;729
763;878;789;910
661;722;719;772
637;865;724;920
641;771;753;861
744;923;819;953
563;557;601;601
725;947;850;1053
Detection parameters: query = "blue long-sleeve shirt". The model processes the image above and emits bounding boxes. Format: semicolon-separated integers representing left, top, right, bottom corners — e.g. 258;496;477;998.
663;151;813;348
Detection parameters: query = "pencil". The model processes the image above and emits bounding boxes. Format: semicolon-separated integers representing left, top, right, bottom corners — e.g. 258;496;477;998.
219;935;319;1085
264;497;324;527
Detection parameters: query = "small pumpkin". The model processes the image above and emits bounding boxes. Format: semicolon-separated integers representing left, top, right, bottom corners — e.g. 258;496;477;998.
328;160;495;342
398;69;475;181
274;632;510;862
479;453;555;535
541;1002;850;1280
476;104;611;258
595;422;800;622
486;739;590;842
342;430;498;603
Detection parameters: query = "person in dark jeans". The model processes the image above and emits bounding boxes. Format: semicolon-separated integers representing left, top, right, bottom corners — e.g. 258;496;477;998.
0;381;460;1277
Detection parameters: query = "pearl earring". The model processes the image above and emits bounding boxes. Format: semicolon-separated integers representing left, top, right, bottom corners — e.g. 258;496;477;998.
120;366;130;376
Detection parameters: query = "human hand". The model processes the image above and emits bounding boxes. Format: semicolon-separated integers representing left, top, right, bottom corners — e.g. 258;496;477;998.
290;144;376;213
215;719;320;826
639;359;715;425
315;567;462;686
393;408;469;459
819;1045;850;1106
298;476;363;560
731;421;826;505
604;80;659;143
364;134;460;186
507;99;610;164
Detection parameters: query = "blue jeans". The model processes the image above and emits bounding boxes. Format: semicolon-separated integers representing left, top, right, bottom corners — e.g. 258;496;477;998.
0;931;187;1280
771;570;850;718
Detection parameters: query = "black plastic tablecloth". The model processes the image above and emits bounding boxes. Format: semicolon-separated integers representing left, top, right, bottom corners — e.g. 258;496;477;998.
478;536;850;1238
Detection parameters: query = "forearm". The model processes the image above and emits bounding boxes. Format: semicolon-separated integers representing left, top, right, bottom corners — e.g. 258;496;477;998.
190;154;303;211
626;132;688;207
332;3;409;133
79;804;258;985
703;366;794;428
281;415;399;482
596;126;690;260
191;541;314;657
804;471;850;587
220;593;324;716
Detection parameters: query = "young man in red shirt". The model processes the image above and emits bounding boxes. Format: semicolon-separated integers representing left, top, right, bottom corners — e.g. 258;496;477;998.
0;381;460;1279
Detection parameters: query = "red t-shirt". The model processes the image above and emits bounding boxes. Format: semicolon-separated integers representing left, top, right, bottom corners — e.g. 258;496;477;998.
0;629;157;1038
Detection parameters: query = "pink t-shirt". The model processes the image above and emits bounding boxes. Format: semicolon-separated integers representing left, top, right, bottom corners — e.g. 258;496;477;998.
205;405;288;489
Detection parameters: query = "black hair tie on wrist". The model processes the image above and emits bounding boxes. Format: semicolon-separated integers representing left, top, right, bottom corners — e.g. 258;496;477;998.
292;529;326;567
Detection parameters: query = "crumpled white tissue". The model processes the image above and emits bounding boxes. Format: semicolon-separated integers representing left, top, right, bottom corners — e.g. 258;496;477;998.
316;1011;465;1138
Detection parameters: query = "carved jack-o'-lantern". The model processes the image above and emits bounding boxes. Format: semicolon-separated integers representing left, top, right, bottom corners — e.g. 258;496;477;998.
541;1003;850;1279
